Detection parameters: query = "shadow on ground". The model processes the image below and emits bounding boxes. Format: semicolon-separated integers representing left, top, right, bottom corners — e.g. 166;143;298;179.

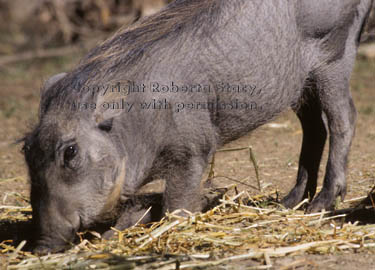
0;217;34;251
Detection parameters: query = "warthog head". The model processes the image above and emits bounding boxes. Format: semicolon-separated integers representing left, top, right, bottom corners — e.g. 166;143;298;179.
23;74;126;253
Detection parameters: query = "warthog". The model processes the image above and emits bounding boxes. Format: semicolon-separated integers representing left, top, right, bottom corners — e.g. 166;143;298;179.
22;0;374;253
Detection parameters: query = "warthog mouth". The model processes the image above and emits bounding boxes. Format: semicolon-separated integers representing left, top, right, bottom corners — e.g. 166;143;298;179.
33;242;70;255
33;214;81;254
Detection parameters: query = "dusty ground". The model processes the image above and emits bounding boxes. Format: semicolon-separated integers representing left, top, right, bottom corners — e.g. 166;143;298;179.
0;52;374;269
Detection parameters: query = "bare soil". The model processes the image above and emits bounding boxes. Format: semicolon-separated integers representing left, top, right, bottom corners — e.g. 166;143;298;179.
0;54;374;269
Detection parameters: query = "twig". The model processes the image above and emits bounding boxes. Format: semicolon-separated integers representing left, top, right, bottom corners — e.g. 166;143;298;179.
52;0;74;43
249;146;261;191
134;206;152;227
8;241;27;261
0;43;94;66
213;175;259;190
216;146;261;191
0;206;31;210
292;198;309;211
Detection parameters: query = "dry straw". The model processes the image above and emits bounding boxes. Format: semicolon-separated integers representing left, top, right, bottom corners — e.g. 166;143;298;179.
1;186;375;269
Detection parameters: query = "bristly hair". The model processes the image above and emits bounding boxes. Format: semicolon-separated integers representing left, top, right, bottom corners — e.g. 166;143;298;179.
38;0;221;115
79;0;220;75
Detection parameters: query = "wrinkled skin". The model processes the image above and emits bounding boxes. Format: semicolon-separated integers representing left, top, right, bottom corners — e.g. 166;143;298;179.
22;0;374;253
24;115;125;253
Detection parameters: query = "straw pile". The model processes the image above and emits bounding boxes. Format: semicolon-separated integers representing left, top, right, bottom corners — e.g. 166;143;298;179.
1;186;375;270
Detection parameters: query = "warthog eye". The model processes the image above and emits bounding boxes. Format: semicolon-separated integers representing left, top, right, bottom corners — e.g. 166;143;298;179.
64;145;78;166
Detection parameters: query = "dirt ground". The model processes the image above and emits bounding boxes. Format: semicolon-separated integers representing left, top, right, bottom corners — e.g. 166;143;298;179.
0;52;374;269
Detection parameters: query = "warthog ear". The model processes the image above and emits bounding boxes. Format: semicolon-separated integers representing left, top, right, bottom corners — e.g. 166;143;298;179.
94;91;124;132
42;73;68;96
39;73;67;118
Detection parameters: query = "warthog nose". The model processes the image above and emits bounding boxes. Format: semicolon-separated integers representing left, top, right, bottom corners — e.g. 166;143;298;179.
33;242;69;255
32;212;81;254
33;245;50;255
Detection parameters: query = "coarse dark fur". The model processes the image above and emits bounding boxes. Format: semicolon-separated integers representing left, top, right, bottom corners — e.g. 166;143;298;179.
22;0;374;253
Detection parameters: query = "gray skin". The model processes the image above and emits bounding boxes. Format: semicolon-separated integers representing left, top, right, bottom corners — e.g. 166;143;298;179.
22;0;374;253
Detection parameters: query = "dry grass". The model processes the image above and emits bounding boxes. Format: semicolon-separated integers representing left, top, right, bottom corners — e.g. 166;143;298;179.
1;186;375;270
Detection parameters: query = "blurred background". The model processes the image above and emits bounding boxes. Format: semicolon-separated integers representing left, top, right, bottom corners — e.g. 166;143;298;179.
0;0;176;65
